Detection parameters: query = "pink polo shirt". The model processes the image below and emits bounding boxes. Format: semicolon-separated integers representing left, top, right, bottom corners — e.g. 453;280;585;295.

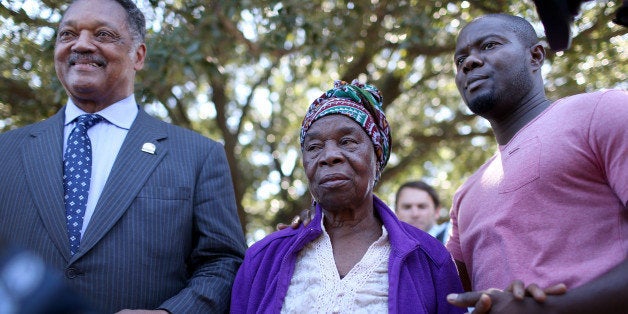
447;90;628;290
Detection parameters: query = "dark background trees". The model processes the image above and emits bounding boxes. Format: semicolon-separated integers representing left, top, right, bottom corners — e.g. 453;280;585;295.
1;0;626;242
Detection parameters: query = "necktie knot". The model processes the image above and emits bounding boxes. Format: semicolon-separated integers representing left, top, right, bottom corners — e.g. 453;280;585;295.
75;114;103;132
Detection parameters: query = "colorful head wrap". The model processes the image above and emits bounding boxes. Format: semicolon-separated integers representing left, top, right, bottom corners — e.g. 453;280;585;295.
300;79;392;174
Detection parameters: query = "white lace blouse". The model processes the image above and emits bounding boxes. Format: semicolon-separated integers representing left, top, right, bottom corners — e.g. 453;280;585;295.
281;219;391;313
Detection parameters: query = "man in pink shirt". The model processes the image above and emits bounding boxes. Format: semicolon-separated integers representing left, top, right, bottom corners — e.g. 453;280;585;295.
446;13;628;313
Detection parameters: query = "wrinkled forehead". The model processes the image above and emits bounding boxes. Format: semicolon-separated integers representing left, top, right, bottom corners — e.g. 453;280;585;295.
306;114;368;138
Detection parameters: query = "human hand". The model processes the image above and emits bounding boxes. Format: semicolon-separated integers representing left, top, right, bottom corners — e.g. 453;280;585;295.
507;280;567;302
276;204;315;230
447;282;567;314
448;289;540;314
276;214;303;231
447;289;494;314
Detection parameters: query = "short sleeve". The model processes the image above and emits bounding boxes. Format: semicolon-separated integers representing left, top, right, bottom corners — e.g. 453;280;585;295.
588;90;628;207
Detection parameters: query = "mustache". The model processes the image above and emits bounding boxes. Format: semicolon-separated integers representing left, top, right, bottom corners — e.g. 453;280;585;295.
68;53;106;67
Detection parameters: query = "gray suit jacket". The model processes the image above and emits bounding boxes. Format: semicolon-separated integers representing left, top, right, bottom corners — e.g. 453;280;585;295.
0;108;246;313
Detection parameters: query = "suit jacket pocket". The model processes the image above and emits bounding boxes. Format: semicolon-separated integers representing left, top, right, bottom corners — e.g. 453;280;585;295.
136;186;192;200
498;136;541;193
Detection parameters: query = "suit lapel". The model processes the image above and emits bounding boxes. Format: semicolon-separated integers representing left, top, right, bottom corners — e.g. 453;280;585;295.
76;111;168;259
22;110;71;261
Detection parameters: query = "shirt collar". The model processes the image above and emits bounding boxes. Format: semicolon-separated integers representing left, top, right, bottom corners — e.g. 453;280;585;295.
428;223;446;237
64;95;139;130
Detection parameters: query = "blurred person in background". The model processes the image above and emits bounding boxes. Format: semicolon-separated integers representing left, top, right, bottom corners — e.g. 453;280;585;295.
395;180;450;244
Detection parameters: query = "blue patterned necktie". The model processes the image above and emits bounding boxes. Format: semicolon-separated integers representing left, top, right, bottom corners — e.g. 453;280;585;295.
64;114;103;255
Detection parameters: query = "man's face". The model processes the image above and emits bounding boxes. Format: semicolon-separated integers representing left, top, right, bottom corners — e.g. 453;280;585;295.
54;0;145;112
453;17;532;119
395;187;439;232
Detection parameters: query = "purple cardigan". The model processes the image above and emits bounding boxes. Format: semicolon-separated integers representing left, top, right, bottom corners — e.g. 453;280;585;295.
231;196;464;313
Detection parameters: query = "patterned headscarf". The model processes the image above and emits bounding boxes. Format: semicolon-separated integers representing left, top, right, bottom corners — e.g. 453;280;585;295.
300;79;392;174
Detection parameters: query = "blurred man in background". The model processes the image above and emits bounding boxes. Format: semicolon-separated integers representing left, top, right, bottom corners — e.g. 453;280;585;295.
395;180;450;244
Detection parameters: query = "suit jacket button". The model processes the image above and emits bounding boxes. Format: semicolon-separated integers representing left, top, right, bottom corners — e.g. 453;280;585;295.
65;267;80;279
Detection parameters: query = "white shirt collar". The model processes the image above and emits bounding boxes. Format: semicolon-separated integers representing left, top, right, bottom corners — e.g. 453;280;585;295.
428;222;446;237
64;95;138;130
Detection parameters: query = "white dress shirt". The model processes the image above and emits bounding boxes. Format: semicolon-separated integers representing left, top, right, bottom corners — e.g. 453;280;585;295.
428;221;451;244
63;95;138;237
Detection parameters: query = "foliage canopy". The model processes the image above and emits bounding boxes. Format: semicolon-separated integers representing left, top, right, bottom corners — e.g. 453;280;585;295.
1;0;626;242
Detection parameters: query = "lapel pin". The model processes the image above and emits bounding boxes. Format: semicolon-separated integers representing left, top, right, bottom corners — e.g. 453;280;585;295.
141;142;156;154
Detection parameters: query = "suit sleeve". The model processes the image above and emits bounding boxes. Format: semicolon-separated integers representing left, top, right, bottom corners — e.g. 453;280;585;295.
160;141;247;313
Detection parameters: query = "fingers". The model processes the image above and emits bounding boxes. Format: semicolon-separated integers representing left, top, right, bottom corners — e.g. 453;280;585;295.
302;215;312;227
521;283;567;304
298;206;315;227
544;283;567;295
447;291;486;308
507;279;526;300
526;283;568;303
526;283;546;302
275;205;317;231
471;293;492;314
276;214;302;231
505;280;566;302
290;215;301;229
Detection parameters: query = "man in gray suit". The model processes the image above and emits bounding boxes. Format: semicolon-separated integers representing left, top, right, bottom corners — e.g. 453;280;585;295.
0;0;246;313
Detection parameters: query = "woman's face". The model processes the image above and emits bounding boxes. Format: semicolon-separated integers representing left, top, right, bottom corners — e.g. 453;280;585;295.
302;115;378;210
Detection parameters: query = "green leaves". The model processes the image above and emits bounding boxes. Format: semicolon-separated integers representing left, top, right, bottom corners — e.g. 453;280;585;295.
1;0;626;238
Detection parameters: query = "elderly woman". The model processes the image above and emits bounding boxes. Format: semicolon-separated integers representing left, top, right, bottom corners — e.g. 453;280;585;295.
231;80;464;313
